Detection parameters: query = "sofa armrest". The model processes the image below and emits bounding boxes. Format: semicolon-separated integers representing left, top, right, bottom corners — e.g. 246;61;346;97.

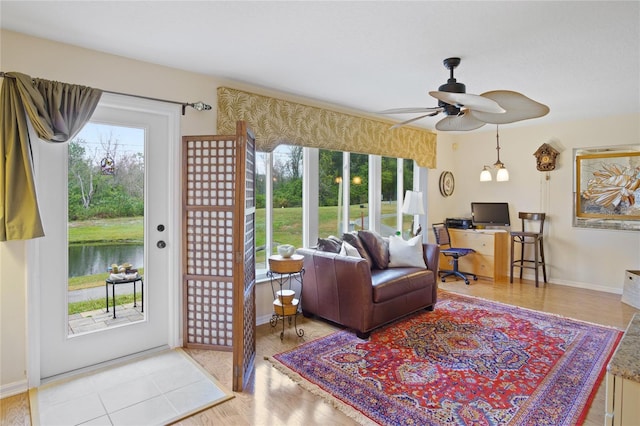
296;248;374;328
422;243;440;273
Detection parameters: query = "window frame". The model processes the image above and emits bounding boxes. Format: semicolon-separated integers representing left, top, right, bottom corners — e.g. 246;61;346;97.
256;147;424;280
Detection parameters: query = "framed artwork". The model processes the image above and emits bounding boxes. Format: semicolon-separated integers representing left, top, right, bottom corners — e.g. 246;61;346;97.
574;145;640;230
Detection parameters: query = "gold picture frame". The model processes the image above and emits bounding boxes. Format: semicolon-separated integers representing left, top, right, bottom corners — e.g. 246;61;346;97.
574;146;640;230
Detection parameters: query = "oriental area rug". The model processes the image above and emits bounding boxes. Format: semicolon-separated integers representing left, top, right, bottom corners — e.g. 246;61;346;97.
269;292;623;426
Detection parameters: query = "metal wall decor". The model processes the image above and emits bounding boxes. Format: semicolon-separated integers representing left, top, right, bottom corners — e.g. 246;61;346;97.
439;171;455;197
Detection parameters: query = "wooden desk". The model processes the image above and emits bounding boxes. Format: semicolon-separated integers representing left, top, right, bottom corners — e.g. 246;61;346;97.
438;229;508;281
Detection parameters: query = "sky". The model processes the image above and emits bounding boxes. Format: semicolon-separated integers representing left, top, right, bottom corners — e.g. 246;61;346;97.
75;122;144;157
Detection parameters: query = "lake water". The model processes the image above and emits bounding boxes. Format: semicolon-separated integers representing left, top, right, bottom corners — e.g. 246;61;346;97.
69;244;144;277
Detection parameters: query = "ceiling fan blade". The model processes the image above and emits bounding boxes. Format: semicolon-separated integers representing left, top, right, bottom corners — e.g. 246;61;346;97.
435;111;486;132
470;90;550;124
378;107;442;114
389;111;440;129
429;91;505;114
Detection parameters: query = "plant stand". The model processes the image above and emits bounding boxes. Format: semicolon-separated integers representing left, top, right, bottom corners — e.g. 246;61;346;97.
267;255;304;340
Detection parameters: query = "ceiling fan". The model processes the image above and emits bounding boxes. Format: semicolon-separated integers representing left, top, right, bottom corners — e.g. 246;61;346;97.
379;57;550;131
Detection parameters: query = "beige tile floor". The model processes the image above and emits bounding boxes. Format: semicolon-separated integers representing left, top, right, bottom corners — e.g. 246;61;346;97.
30;349;233;426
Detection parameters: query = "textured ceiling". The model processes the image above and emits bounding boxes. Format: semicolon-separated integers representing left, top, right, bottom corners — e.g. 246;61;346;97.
1;1;639;131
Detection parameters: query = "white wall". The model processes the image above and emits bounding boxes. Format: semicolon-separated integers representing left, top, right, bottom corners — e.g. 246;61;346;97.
427;115;640;293
0;29;224;395
2;29;639;395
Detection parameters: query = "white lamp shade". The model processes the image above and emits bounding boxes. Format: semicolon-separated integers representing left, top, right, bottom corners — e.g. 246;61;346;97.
496;167;510;182
402;190;425;215
480;168;492;182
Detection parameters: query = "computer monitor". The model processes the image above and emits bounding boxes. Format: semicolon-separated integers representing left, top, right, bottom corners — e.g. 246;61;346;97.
471;202;510;227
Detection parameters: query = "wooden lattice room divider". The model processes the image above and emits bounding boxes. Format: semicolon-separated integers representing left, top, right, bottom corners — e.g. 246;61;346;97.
182;121;256;391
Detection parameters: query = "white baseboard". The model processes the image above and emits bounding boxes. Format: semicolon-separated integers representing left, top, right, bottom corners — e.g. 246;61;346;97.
0;379;28;399
257;313;272;326
549;278;623;295
511;270;623;295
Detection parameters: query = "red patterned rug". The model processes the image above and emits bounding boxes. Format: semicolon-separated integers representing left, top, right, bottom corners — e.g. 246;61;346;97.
270;291;622;425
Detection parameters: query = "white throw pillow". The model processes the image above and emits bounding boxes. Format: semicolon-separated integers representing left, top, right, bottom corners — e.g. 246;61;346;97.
388;235;427;268
339;241;362;258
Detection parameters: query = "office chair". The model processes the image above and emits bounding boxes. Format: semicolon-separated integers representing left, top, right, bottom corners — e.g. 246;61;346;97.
432;223;477;285
510;212;547;287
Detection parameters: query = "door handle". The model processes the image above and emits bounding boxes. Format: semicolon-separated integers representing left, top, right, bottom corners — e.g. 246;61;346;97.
157;240;166;249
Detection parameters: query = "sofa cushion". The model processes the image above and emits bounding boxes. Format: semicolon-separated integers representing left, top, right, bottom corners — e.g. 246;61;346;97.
358;230;389;269
317;236;342;253
339;241;361;258
342;232;373;268
371;268;432;303
388;234;426;268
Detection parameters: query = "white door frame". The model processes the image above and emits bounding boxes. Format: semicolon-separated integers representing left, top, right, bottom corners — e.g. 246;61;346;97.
26;94;182;386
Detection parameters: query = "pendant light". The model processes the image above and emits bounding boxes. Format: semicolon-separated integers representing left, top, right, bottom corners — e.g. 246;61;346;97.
479;125;509;182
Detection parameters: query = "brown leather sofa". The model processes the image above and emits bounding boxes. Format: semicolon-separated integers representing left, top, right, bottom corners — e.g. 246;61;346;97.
296;243;439;339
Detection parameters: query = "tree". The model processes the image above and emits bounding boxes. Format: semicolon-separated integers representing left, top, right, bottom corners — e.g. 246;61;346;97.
285;145;303;179
68;139;96;210
319;150;343;206
68;131;145;220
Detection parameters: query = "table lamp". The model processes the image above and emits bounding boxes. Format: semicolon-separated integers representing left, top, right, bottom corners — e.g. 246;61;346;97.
402;190;424;236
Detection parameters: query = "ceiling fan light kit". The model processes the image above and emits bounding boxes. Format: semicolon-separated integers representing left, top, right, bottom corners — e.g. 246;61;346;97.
480;125;510;182
379;56;549;183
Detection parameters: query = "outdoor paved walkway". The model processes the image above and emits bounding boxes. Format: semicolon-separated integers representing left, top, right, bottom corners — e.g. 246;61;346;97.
69;282;138;303
68;283;143;335
68;303;144;335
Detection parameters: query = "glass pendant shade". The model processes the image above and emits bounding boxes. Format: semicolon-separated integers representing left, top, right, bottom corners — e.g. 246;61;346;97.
496;166;509;182
480;166;492;182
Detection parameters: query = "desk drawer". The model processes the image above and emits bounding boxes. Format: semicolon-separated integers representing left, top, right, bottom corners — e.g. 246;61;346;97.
450;231;494;256
439;253;496;279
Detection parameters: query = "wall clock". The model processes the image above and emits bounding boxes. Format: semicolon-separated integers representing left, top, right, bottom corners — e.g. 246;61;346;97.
439;171;455;197
534;143;560;171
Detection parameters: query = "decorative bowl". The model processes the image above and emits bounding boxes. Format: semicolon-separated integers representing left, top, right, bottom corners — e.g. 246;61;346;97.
277;244;296;258
277;289;296;305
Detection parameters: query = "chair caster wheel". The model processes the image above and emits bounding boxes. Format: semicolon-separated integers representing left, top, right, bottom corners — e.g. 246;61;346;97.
441;277;446;282
464;280;469;285
473;276;478;280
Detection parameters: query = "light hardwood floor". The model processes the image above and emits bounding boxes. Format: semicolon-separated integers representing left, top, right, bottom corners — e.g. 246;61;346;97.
2;279;638;425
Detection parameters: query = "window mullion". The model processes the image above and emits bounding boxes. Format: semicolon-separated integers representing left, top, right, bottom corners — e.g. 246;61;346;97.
303;148;319;248
266;152;273;258
368;155;382;233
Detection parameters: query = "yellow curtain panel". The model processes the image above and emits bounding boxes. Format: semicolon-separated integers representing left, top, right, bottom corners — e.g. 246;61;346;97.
0;72;102;241
216;87;436;168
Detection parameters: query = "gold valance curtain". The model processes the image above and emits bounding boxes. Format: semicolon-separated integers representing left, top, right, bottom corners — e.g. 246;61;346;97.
216;87;437;168
0;72;102;241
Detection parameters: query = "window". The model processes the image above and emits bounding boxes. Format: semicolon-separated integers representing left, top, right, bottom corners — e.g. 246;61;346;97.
257;147;423;278
272;144;303;248
379;156;414;237
349;153;368;231
255;151;268;272
318;149;344;237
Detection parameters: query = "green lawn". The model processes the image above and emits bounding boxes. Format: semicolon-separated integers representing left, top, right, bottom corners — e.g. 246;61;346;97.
69;205;411;289
69;217;144;245
69;293;141;315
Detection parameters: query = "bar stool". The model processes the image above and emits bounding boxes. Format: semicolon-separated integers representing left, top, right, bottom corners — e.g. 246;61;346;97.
510;212;547;287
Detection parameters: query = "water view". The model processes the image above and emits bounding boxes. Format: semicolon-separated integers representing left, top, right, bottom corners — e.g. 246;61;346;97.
68;244;144;278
